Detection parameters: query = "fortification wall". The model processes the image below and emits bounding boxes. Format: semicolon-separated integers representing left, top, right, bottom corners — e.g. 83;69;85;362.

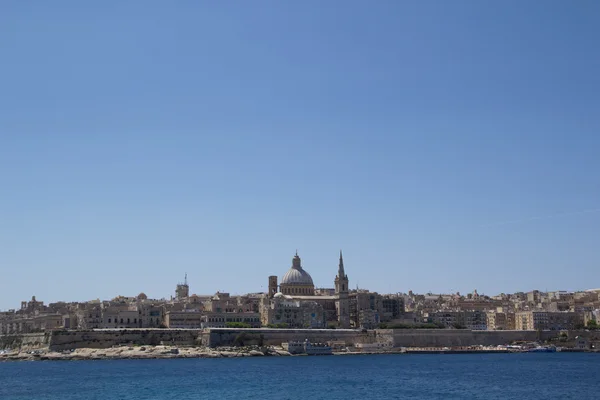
387;329;546;347
201;329;560;348
0;333;50;350
47;329;201;351
199;328;377;347
1;329;581;352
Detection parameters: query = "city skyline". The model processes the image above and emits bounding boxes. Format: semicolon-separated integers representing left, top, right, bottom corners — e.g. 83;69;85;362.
1;248;598;311
2;2;600;309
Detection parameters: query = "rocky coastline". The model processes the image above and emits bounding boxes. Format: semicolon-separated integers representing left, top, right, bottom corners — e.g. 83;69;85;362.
0;345;295;362
1;344;596;362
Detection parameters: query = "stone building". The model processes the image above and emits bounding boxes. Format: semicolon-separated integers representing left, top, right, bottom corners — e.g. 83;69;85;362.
349;291;381;328
165;310;204;329
261;293;325;328
486;311;507;330
138;303;165;328
0;317;33;334
357;309;379;329
426;310;487;330
201;312;261;328
515;311;583;331
102;307;140;329
381;296;404;321
575;336;591;350
76;302;103;329
196;292;262;328
463;310;488;330
20;296;45;314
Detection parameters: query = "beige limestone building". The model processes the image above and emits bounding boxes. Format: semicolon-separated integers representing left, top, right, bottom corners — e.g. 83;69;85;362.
486;309;516;330
515;311;582;331
165;310;203;329
201;312;261;328
261;294;325;328
426;310;487;330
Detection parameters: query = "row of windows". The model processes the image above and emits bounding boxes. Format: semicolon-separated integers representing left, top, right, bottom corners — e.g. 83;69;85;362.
106;318;159;324
283;287;313;295
90;311;162;318
206;317;260;323
107;318;137;324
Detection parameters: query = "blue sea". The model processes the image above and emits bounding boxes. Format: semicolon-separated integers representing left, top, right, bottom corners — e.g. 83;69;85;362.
0;353;598;399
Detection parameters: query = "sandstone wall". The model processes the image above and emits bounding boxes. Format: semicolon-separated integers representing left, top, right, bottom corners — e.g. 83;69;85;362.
47;329;201;351
557;330;600;341
200;328;376;347
201;328;559;348
0;333;50;350
387;329;546;347
1;328;581;352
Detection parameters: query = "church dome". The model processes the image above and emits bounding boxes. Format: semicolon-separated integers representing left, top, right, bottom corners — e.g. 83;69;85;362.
282;267;314;285
281;253;314;286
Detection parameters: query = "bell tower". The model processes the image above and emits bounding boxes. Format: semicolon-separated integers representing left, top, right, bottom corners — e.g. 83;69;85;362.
335;250;350;328
268;276;278;298
176;273;190;300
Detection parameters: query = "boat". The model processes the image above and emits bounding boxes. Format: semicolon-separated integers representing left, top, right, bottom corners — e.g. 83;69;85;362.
528;345;557;353
305;342;333;355
282;339;333;355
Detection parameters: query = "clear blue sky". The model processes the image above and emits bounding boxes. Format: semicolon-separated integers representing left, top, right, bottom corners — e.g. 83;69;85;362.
1;1;599;309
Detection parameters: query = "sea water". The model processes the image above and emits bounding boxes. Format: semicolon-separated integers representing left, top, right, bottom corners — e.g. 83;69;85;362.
0;353;598;399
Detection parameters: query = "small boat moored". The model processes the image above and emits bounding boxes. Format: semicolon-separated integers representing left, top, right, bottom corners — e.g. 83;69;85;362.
282;339;333;355
528;345;557;353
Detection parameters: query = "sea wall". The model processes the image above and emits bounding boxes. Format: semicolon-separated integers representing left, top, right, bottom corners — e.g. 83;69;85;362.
0;332;50;350
199;328;376;347
2;329;590;352
384;329;544;347
47;329;201;351
200;329;569;348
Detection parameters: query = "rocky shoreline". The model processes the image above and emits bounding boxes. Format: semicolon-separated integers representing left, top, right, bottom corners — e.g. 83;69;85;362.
0;345;296;362
1;345;596;362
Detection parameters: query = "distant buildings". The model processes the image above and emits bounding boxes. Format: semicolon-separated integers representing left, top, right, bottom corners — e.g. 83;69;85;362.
164;310;203;329
425;310;487;330
486;309;516;330
515;311;583;331
261;294;324;328
1;252;599;334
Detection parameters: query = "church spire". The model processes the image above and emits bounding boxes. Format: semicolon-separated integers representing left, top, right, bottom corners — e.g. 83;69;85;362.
184;273;188;286
334;250;350;328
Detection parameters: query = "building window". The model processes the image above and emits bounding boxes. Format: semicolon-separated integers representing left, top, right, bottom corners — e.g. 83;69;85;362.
108;318;111;323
